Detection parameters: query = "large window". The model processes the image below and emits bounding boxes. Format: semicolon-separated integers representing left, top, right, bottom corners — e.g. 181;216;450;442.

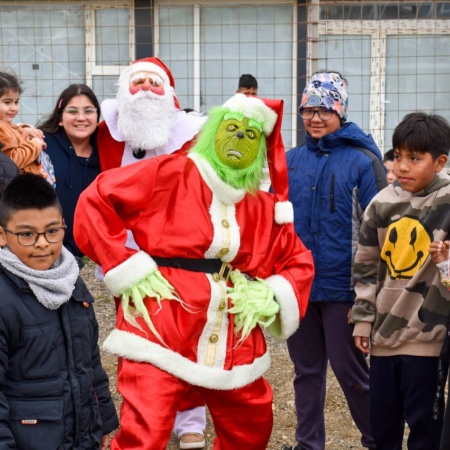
316;1;450;152
0;2;133;126
156;2;295;148
0;4;86;125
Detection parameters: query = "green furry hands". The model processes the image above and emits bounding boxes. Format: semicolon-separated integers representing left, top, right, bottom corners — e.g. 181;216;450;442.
227;270;280;342
121;268;179;344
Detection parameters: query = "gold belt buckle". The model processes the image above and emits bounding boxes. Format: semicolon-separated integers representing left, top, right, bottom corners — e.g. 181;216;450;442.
218;262;233;283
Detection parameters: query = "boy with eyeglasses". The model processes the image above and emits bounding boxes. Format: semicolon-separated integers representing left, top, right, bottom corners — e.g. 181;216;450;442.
0;173;118;449
282;71;386;450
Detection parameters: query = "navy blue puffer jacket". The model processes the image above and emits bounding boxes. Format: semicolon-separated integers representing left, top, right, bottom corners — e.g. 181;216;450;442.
287;122;387;303
0;266;118;449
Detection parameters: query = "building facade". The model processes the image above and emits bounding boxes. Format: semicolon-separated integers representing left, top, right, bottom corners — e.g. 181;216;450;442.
1;0;449;150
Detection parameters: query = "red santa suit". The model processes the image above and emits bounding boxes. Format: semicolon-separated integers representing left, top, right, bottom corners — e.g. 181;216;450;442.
74;146;314;449
96;59;209;442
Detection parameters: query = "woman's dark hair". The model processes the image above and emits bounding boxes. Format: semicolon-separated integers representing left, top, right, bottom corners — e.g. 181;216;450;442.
0;71;22;98
36;84;101;133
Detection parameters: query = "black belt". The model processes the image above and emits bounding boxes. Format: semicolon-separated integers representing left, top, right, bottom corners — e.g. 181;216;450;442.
152;257;232;282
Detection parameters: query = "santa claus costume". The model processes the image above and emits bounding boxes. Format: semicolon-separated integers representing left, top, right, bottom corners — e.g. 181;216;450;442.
97;56;207;171
75;94;314;449
96;57;208;448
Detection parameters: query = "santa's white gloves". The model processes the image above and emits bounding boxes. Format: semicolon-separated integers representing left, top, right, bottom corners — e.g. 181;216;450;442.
227;270;280;342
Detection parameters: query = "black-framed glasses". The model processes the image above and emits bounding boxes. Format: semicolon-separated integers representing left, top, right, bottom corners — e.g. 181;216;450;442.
63;107;97;116
299;108;334;121
2;226;67;246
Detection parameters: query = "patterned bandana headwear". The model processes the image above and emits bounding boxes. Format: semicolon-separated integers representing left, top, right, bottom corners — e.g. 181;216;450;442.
299;72;349;122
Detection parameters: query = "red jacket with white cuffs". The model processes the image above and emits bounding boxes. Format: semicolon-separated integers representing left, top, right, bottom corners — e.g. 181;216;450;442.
74;152;314;390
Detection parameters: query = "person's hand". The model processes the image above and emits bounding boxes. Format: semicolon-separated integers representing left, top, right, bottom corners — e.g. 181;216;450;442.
31;136;47;150
23;126;45;140
354;336;370;354
429;240;449;264
100;433;110;450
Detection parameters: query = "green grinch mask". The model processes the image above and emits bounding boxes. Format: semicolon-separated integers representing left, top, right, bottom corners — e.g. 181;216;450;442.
214;118;262;169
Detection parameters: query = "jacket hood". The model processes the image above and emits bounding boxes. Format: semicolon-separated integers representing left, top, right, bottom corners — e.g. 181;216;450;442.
306;122;382;160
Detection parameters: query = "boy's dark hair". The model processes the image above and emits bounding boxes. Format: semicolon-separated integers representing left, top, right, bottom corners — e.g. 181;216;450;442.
238;74;258;90
37;83;101;133
0;174;62;226
0;71;22;98
392;112;450;159
383;149;395;162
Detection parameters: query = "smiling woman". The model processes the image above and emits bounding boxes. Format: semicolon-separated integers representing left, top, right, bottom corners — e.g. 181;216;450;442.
36;84;101;262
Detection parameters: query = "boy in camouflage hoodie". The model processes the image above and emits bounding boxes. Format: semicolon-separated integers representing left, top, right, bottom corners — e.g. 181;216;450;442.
351;112;450;450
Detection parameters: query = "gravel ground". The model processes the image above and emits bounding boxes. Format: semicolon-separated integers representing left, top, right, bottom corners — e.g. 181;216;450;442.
82;260;407;450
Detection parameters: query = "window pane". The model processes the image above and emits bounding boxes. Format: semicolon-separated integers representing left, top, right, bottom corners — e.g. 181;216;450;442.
384;35;450;151
158;4;293;148
319;35;372;133
92;76;120;107
159;6;195;111
95;9;130;65
0;4;85;126
201;4;293;148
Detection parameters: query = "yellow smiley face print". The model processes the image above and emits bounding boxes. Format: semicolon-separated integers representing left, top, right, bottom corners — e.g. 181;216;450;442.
381;216;432;280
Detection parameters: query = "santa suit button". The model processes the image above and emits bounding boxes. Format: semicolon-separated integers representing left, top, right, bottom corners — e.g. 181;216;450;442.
212;273;220;282
221;219;230;228
216;248;229;257
209;334;219;343
218;301;226;311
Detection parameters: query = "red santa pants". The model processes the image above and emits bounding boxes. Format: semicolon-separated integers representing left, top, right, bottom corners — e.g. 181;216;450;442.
110;357;273;450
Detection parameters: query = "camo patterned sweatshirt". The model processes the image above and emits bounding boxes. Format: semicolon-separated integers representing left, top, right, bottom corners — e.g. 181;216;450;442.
351;173;450;357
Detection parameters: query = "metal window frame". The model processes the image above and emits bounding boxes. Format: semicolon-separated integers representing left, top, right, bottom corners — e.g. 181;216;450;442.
312;11;450;148
84;1;135;87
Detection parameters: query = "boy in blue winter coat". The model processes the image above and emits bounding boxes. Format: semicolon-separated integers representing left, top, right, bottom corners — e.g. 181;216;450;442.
282;71;386;450
0;173;118;449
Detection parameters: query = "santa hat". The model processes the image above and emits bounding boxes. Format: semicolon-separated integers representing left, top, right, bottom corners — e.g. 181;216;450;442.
118;56;180;109
222;94;293;224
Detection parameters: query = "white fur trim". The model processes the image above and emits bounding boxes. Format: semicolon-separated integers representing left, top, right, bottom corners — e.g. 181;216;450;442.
196;275;229;367
119;61;171;91
222;93;277;136
101;99;123;142
188;153;246;205
275;201;294;224
104;251;157;296
204;195;240;261
264;275;299;339
103;329;271;390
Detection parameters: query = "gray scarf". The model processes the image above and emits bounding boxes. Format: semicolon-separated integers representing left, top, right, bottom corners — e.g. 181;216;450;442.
0;246;79;310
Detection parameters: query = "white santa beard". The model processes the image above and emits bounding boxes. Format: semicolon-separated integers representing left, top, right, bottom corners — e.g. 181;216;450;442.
117;91;176;150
